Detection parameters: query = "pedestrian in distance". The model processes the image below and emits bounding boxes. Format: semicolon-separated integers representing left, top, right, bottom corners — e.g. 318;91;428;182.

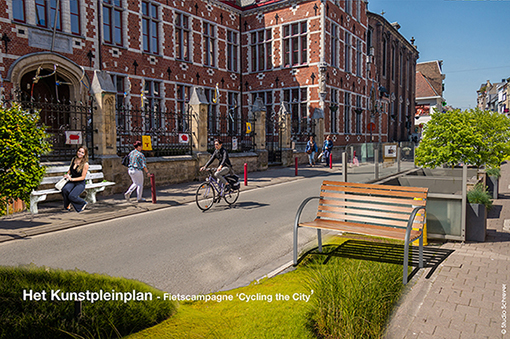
306;136;318;167
323;135;333;167
62;146;89;212
124;141;151;203
200;139;234;191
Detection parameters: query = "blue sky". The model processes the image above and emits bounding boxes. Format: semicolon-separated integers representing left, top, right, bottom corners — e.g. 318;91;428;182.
367;0;510;110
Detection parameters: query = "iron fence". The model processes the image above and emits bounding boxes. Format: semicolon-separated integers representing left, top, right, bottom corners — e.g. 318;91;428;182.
2;90;95;161
116;105;192;156
206;107;253;153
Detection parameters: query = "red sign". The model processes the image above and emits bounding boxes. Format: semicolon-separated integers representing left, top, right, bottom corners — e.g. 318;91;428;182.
367;122;376;132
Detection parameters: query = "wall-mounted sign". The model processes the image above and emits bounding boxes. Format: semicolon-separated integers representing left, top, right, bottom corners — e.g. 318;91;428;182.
179;133;189;144
65;131;82;145
232;137;238;151
246;122;252;134
142;135;152;151
384;144;397;158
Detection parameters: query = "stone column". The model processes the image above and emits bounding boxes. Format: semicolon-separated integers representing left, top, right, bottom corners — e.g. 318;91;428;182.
91;70;117;156
189;86;209;167
252;97;266;151
279;102;291;149
312;107;325;149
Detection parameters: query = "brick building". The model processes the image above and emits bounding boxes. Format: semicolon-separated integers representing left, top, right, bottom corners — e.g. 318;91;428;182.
366;12;419;143
1;0;417;174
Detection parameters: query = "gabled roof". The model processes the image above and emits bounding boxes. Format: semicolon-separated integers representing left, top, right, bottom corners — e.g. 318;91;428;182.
416;71;439;98
416;61;444;96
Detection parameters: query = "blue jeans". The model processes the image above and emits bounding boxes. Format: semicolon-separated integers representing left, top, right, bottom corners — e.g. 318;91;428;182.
324;149;331;166
62;180;87;212
308;152;316;165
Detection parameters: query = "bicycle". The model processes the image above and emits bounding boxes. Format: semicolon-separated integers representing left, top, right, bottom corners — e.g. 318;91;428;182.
195;168;240;211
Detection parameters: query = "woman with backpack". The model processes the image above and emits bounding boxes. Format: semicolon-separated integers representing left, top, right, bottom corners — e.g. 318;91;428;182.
306;136;318;167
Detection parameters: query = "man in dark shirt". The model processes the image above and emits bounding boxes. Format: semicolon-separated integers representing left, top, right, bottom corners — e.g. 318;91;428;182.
200;139;233;190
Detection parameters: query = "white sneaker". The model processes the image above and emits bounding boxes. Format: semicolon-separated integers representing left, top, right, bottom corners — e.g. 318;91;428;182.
137;198;147;202
124;193;131;202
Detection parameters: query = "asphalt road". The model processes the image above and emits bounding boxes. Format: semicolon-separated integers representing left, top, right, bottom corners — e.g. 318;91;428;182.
0;172;346;295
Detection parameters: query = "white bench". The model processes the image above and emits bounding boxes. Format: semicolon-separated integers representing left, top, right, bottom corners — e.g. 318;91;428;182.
30;164;115;214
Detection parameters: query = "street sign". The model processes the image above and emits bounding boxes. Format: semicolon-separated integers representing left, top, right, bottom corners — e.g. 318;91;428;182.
142;135;152;151
367;122;376;132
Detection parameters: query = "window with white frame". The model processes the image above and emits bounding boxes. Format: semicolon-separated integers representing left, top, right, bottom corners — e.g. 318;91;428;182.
251;29;272;72
228;92;240;134
391;45;396;82
252;91;274;137
344;32;351;73
283;22;307;67
400;52;403;85
110;74;125;109
382;37;387;78
70;0;80;35
143;80;162;132
331;88;338;134
284;88;307;135
205;88;219;135
345;0;351;16
103;0;122;46
331;23;339;68
227;30;238;72
175;13;190;61
344;92;351;134
176;85;190;132
13;0;25;22
35;0;61;30
142;1;159;54
203;22;216;67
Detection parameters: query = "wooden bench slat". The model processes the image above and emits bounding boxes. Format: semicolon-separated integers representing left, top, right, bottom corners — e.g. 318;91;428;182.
322;181;429;193
318;204;426;223
321;184;429;199
321;191;427;206
299;219;423;242
317;211;413;228
320;198;421;214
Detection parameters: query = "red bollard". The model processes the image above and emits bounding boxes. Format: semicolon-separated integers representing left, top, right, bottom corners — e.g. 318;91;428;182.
330;153;333;169
244;163;248;186
295;157;298;176
150;173;156;203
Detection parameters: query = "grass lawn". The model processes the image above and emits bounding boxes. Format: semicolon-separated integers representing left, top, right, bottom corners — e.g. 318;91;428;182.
127;236;406;339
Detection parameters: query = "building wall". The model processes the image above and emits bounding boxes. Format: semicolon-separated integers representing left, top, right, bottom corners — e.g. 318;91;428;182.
1;0;415;153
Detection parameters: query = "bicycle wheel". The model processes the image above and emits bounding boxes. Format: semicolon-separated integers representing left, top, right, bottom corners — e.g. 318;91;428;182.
224;187;240;205
196;182;215;211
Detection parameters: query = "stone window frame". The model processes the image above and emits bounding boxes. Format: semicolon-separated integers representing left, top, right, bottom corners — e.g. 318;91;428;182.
330;88;338;134
35;0;62;31
12;0;26;23
344;91;351;134
283;22;307;68
251;28;273;72
203;21;216;67
330;22;339;68
175;12;191;62
70;0;81;35
227;29;239;72
283;87;307;135
103;0;123;46
142;1;160;55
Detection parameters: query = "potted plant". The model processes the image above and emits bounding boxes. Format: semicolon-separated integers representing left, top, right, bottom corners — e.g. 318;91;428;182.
485;167;501;199
466;183;492;242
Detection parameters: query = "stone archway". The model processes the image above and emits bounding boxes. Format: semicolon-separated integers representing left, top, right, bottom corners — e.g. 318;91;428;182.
6;52;91;102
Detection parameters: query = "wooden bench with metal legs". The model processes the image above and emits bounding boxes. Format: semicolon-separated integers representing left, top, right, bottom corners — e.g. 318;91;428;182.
293;181;428;284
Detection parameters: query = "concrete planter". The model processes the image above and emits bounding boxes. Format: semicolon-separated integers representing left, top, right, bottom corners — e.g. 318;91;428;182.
466;203;487;242
486;175;499;200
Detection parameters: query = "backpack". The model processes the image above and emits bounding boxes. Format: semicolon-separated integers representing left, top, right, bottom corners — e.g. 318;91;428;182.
121;154;130;167
226;174;240;189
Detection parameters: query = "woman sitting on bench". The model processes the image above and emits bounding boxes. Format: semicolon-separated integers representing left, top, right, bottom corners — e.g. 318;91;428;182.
62;146;90;212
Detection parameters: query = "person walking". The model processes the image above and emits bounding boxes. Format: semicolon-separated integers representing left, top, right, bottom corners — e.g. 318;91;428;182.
200;139;233;190
306;136;318;167
124;141;150;202
323;135;333;167
62;146;89;212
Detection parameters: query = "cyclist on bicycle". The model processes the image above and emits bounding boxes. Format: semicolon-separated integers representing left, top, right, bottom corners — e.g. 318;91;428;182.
200;139;233;191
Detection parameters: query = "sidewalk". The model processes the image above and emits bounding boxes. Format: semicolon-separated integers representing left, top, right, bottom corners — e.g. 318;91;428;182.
384;161;510;339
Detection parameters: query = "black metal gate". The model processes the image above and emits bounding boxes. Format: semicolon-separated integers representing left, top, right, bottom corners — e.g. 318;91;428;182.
3;89;95;161
266;108;282;164
116;104;192;156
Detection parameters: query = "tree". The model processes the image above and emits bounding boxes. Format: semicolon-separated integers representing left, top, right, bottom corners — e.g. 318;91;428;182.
0;103;51;214
415;108;510;169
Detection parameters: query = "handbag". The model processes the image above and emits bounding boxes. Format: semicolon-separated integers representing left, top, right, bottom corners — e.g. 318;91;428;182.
55;177;69;191
306;149;312;154
122;154;130;167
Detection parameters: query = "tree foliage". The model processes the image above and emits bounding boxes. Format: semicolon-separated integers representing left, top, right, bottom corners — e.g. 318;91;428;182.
0;103;51;214
416;108;510;169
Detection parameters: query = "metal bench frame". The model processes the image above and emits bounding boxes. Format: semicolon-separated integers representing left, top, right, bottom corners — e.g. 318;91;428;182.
30;165;115;214
293;181;428;284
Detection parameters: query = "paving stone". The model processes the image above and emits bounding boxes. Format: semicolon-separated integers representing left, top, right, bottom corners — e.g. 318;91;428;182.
455;304;481;317
433;325;461;338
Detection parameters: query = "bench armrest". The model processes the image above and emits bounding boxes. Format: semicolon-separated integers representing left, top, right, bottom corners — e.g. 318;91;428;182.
404;205;426;245
294;196;321;228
